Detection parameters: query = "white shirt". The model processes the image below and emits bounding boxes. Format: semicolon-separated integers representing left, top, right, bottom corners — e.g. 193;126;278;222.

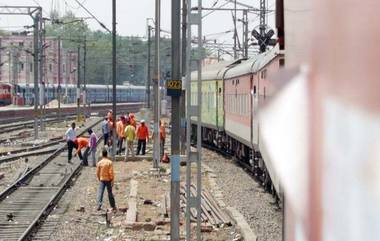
65;128;76;141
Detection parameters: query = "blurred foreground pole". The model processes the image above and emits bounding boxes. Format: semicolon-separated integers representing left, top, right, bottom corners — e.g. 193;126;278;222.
153;0;161;169
112;0;117;160
170;0;181;239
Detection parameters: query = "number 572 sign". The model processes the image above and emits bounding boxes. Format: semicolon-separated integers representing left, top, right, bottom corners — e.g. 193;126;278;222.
166;80;182;97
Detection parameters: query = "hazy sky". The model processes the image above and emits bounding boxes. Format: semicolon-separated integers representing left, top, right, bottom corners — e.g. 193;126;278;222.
0;0;276;55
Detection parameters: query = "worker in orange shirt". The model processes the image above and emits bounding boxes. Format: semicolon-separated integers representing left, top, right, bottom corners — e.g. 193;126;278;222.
74;137;89;165
96;148;116;211
129;113;136;128
116;116;126;155
136;119;149;155
152;119;166;159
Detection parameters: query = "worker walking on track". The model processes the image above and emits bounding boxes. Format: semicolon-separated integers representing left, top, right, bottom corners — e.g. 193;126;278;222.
74;137;89;166
102;117;110;146
159;120;166;159
136;120;149;155
64;122;76;163
116;116;126;155
96;148;116;211
88;129;97;167
124;120;136;161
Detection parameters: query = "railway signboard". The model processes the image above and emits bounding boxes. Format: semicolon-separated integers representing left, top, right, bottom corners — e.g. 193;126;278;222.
166;79;182;96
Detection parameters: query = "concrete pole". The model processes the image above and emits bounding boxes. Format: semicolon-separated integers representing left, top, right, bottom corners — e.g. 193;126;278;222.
153;0;161;169
33;13;39;139
83;36;87;115
170;0;181;239
112;0;117;160
77;46;81;122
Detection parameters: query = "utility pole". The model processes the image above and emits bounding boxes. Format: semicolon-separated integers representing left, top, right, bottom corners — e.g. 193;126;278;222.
242;10;248;58
11;48;18;99
57;36;61;121
76;45;81;122
112;0;117;160
180;0;187;155
83;35;87;115
233;0;237;59
39;18;45;131
146;24;151;109
153;0;161;169
170;0;181;238
33;10;40;140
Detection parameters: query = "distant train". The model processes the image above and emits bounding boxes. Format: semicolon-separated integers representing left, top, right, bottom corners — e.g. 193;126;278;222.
191;45;284;198
0;83;147;106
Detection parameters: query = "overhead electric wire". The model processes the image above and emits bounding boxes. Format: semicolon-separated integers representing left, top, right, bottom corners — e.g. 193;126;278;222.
73;0;111;33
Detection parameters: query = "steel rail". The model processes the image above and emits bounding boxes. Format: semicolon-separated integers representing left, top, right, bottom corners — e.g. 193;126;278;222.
18;133;104;241
0;119;101;202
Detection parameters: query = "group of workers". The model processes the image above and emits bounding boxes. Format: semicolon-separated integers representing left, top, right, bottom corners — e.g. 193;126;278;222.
64;122;97;166
102;111;166;161
64;111;167;212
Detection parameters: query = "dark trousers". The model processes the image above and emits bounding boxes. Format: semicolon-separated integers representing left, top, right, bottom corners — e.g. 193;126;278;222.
117;137;124;154
67;140;75;161
96;181;116;209
136;139;146;155
103;133;109;146
78;148;89;166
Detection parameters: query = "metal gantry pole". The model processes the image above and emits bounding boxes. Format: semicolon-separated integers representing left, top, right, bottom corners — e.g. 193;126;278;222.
185;0;203;239
153;0;161;169
33;11;40;140
112;0;117;160
170;0;181;238
146;24;151;109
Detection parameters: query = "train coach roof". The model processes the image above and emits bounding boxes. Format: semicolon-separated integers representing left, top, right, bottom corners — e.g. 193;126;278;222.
191;59;242;81
224;45;279;79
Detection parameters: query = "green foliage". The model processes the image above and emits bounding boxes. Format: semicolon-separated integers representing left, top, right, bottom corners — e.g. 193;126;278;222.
44;11;173;86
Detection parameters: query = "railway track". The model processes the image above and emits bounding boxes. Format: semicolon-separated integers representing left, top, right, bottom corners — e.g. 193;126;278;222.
0;119;102;241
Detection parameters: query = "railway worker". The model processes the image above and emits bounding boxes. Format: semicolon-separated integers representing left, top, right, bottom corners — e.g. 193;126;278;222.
124;120;136;161
116;116;126;155
107;110;113;123
96;148;116;211
88;129;97;167
159;120;166;159
129;113;136;128
136;119;149;155
64;122;76;163
74;137;89;165
102;117;110;146
152;120;166;159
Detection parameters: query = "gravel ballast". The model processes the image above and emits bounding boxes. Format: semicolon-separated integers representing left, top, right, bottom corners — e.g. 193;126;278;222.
203;148;283;241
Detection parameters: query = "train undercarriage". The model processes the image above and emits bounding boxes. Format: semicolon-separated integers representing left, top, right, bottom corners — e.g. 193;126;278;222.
191;124;279;201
